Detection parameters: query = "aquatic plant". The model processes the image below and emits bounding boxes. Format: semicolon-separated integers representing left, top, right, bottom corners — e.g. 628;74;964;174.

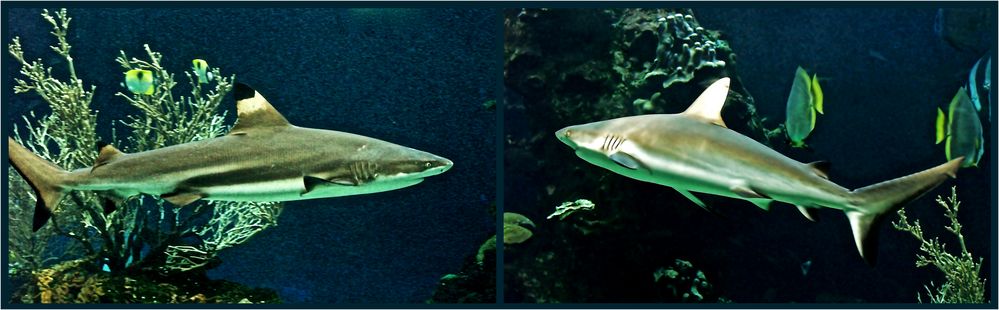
476;212;535;265
7;9;283;301
547;199;595;220
892;187;987;304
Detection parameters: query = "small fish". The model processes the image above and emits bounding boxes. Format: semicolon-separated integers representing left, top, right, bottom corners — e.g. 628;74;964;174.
192;59;212;84
785;66;824;148
800;259;812;276
936;87;984;167
966;55;992;121
124;69;154;95
867;50;888;63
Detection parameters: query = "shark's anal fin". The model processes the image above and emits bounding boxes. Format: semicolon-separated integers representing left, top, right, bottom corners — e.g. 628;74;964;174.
92;141;126;172
806;161;831;179
161;191;203;207
609;152;641;170
682;77;730;128
229;83;291;135
796;205;819;222
675;189;707;210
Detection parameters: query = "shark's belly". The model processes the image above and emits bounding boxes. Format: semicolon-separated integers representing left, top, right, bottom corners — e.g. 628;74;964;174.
620;144;850;209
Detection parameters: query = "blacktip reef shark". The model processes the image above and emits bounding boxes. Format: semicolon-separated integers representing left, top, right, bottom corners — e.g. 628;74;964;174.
9;83;453;231
556;78;963;264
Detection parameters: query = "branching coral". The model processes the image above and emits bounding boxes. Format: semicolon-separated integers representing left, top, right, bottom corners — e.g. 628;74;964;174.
7;9;284;301
892;187;987;304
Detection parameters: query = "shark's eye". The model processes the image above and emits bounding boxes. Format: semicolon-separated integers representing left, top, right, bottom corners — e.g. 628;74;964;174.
565;130;573;137
425;162;432;168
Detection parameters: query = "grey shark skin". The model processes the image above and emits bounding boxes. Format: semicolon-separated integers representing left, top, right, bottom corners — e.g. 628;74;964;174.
556;78;962;264
9;83;453;231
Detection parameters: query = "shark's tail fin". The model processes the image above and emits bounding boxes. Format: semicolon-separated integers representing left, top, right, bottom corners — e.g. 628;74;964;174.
846;157;963;265
7;137;70;231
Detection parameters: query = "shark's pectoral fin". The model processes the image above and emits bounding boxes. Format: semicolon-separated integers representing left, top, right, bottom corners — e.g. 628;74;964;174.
161;191;204;207
682;77;730;128
609;152;641;170
303;175;358;195
747;198;773;211
675;189;707;210
796;205;820;222
731;184;769;199
806;161;831;179
229;83;291;135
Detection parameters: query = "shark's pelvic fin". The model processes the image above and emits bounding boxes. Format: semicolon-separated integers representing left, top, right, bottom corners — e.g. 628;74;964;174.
846;156;963;265
230;83;291;134
675;189;708;210
681;77;730;128
7;137;70;231
161;191;204;207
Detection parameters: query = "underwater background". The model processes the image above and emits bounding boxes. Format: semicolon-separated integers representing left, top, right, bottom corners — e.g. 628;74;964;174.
4;7;497;303
504;7;994;303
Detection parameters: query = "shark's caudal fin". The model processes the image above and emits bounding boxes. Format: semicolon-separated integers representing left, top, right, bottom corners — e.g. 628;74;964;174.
7;137;70;231
846;157;963;265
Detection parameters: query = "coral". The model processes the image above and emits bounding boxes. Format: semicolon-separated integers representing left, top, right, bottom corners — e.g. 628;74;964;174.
613;9;729;108
17;258;279;304
7;8;284;303
892;187;987;304
651;259;729;303
7;8;101;279
547;199;595;220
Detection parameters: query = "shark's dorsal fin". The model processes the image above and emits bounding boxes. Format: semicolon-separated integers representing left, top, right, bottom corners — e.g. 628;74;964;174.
806;161;831;179
681;77;730;128
93;141;125;171
230;83;290;134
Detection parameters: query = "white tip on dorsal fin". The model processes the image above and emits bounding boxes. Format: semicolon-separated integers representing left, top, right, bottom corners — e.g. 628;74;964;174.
682;77;730;128
230;83;290;134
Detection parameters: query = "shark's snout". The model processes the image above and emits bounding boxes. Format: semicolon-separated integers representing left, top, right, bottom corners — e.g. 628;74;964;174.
555;127;578;149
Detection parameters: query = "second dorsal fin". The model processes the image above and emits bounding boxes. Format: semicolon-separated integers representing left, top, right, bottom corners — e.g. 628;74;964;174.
806;161;831;179
229;83;290;134
682;77;730;128
93;141;125;171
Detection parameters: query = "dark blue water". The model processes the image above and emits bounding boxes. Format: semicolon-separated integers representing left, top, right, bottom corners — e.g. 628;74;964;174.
4;7;497;303
696;7;993;302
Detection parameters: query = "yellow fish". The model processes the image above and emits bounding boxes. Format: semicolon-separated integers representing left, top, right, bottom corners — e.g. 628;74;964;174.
785;67;825;148
192;59;212;84
935;87;984;167
124;69;154;95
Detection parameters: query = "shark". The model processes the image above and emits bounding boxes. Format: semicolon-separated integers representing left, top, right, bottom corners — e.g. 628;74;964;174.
9;83;453;231
555;78;962;264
